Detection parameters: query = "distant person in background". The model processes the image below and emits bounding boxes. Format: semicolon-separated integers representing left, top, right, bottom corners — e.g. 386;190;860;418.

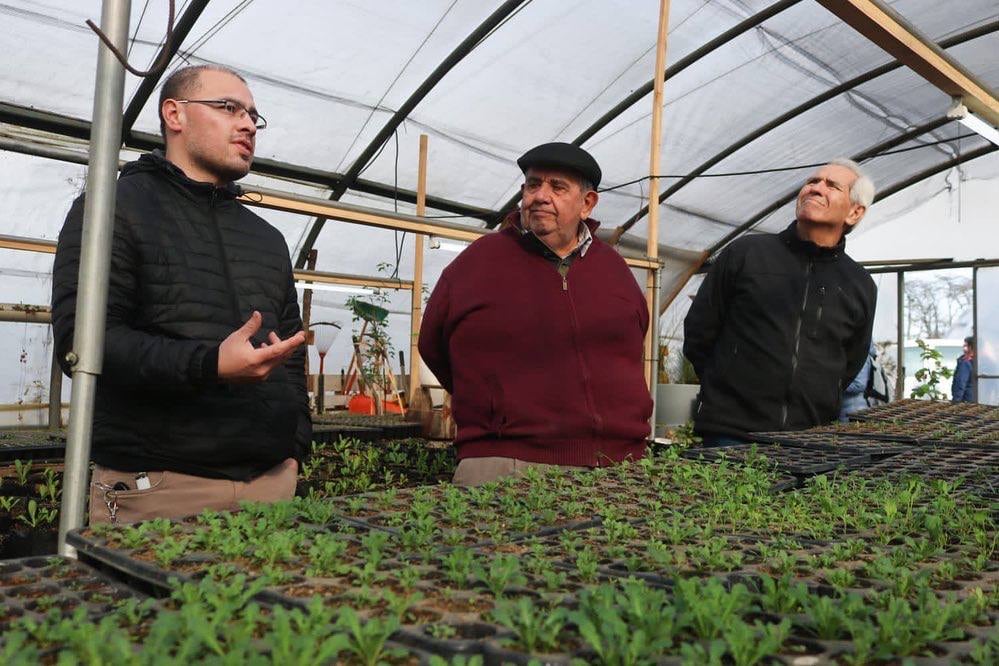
840;344;876;421
838;342;890;421
952;336;975;403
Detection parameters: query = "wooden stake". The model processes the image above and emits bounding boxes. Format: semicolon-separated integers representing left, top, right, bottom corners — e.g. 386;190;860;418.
409;135;428;402
645;0;671;387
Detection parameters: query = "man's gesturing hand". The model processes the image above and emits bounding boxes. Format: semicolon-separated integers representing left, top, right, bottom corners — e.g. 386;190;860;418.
217;311;306;382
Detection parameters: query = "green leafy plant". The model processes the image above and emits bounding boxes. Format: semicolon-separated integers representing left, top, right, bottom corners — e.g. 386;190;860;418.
13;458;33;485
473;554;526;599
442;547;475;587
336;606;405;666
910;339;953;400
571;582;678;666
491;596;567;653
17;498;57;528
722;617;791;666
676;578;754;640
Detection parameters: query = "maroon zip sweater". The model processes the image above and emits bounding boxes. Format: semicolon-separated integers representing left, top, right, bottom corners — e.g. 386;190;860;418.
419;221;652;466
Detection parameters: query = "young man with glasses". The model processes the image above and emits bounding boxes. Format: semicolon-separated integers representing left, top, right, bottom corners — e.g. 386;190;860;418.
52;65;310;524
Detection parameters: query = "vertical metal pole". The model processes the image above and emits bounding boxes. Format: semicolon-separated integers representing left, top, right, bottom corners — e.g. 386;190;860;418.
409;135;428;402
896;271;905;400
301;249;318;391
972;267;979;402
649;267;662;436
48;344;63;429
59;0;131;556
644;0;671;388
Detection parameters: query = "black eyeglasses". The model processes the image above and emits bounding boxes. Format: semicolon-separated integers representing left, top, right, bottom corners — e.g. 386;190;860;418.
176;99;267;129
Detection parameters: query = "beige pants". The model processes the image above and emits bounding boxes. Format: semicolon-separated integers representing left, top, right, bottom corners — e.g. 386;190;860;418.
452;456;587;487
89;458;297;525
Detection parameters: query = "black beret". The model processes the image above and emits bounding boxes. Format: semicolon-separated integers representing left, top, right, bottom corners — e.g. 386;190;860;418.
517;142;601;189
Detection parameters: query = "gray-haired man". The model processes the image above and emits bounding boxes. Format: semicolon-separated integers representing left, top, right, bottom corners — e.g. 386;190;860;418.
684;159;877;444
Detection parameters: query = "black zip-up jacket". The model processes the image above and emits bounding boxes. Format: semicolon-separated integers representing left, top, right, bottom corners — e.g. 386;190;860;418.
51;151;310;480
683;222;876;437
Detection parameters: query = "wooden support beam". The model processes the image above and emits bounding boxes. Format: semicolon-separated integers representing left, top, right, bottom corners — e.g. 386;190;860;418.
644;0;671;388
0;232;413;290
0;234;56;254
0;192;658;273
816;0;999;126
241;187;661;270
410;135;429;401
659;250;710;315
0;303;51;323
293;269;412;291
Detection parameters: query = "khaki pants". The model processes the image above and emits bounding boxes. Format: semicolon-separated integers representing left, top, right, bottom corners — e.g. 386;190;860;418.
89;458;297;525
452;456;587;487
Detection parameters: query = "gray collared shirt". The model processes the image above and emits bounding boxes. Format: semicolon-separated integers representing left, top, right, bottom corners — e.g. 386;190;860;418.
523;222;592;260
522;222;593;287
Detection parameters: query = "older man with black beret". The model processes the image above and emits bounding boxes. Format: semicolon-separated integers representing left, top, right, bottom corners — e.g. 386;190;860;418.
419;142;653;486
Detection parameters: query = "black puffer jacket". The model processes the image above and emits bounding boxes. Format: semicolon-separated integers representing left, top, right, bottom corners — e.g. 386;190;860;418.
52;152;310;480
683;222;876;437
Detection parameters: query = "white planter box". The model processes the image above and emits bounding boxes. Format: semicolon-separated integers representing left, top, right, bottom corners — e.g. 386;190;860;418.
655;383;700;427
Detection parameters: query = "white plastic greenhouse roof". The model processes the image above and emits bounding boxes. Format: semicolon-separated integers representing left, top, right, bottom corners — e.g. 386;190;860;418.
1;0;997;411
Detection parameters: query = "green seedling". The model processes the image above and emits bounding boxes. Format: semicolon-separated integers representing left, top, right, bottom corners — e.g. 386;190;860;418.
360;529;391;568
442;547;475;587
35;467;60;502
722;618;791;666
17;499;57;528
305;534;350;577
473;554;526;599
825;567;857;590
492;596;567;653
571;581;677;666
575;546;600;583
13;459;33;485
152;536;190;567
676;577;754;640
680;638;726;666
425;623;458;640
294;495;338;525
336;606;405;666
757;574;807;614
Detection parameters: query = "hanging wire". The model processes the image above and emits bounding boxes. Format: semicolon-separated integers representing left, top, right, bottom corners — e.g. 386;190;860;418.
126;0;151;59
413;132;982;220
86;0;175;77
336;0;460;174
390;130;406;283
595;132;981;194
143;0;191;70
162;0;255;77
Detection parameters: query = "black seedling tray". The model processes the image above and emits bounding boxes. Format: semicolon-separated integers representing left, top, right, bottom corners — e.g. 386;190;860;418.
851;445;998;501
314;414;423;439
310;424;382;445
0;440;66;463
751;431;914;460
0;555;147;635
67;529;196;597
682;442;871;478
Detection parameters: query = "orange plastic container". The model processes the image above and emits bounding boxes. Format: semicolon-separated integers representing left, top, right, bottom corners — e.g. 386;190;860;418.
347;394;376;415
